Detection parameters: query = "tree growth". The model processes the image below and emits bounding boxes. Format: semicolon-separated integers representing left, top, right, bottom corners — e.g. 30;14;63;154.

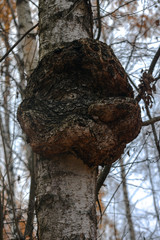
0;0;160;239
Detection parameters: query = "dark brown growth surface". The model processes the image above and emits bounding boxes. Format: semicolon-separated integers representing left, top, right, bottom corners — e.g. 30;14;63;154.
17;38;141;166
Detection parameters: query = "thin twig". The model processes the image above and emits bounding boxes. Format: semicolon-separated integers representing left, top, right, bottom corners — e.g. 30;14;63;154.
0;190;3;240
95;0;135;20
145;102;160;154
95;0;101;40
0;116;22;239
0;23;38;63
125;7;144;71
98;140;147;223
96;164;112;197
135;45;160;102
142;116;160;126
29;0;38;8
24;153;36;239
148;46;160;75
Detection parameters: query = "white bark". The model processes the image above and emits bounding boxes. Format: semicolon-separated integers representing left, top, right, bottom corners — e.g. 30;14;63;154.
16;0;35;170
36;0;97;239
39;0;92;59
16;2;37;237
16;0;38;75
36;154;97;240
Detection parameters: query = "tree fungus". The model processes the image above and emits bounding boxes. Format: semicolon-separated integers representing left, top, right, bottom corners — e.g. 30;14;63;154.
17;38;141;166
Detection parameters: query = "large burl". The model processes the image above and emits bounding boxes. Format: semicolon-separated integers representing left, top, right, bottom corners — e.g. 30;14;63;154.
17;38;141;166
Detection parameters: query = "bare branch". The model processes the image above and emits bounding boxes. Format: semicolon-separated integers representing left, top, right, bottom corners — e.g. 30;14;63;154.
6;0;19;30
145;103;160;155
146;156;160;226
135;45;160;103
142;116;160;126
0;116;23;239
0;23;38;63
95;0;101;40
148;46;160;75
95;0;136;20
98;142;146;223
96;164;112;197
29;0;38;8
0;191;3;240
24;154;36;239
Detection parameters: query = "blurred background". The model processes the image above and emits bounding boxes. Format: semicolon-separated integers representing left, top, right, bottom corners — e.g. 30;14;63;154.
0;0;160;239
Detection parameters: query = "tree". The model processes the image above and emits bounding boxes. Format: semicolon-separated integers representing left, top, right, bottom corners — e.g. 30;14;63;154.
17;0;141;239
1;0;160;239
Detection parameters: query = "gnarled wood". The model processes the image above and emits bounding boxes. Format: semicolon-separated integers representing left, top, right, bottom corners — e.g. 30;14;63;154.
17;38;141;166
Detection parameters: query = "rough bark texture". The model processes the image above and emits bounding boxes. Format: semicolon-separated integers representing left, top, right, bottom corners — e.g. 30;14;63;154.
36;154;97;240
39;0;93;59
17;38;141;166
17;1;99;239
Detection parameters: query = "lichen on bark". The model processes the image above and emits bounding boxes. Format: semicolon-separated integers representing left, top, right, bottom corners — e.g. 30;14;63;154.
17;38;141;166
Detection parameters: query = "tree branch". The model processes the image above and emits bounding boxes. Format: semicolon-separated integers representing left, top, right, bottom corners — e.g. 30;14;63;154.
95;114;160;197
148;46;160;74
95;0;136;20
0;23;38;63
145;102;160;155
0;190;3;240
94;112;160;196
24;153;36;239
0;116;23;239
135;45;160;103
96;164;112;197
142;116;160;126
95;0;101;40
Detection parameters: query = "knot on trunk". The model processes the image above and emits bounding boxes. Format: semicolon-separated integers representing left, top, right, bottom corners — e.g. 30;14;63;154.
17;38;141;166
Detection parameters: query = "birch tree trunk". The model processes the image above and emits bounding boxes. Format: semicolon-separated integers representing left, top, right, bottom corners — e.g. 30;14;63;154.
17;0;141;239
36;154;97;240
36;1;97;239
16;1;38;238
16;0;38;76
39;0;93;59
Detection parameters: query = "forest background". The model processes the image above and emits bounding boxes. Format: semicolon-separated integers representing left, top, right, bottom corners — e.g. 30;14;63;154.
0;0;160;239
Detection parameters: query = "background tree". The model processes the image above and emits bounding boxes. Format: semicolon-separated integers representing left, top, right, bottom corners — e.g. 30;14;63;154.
0;0;160;239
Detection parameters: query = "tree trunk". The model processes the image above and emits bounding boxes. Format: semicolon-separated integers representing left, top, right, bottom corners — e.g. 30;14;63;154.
16;0;38;75
17;0;141;239
120;158;136;240
16;2;38;238
37;0;97;239
0;192;3;240
36;154;97;239
39;0;93;59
